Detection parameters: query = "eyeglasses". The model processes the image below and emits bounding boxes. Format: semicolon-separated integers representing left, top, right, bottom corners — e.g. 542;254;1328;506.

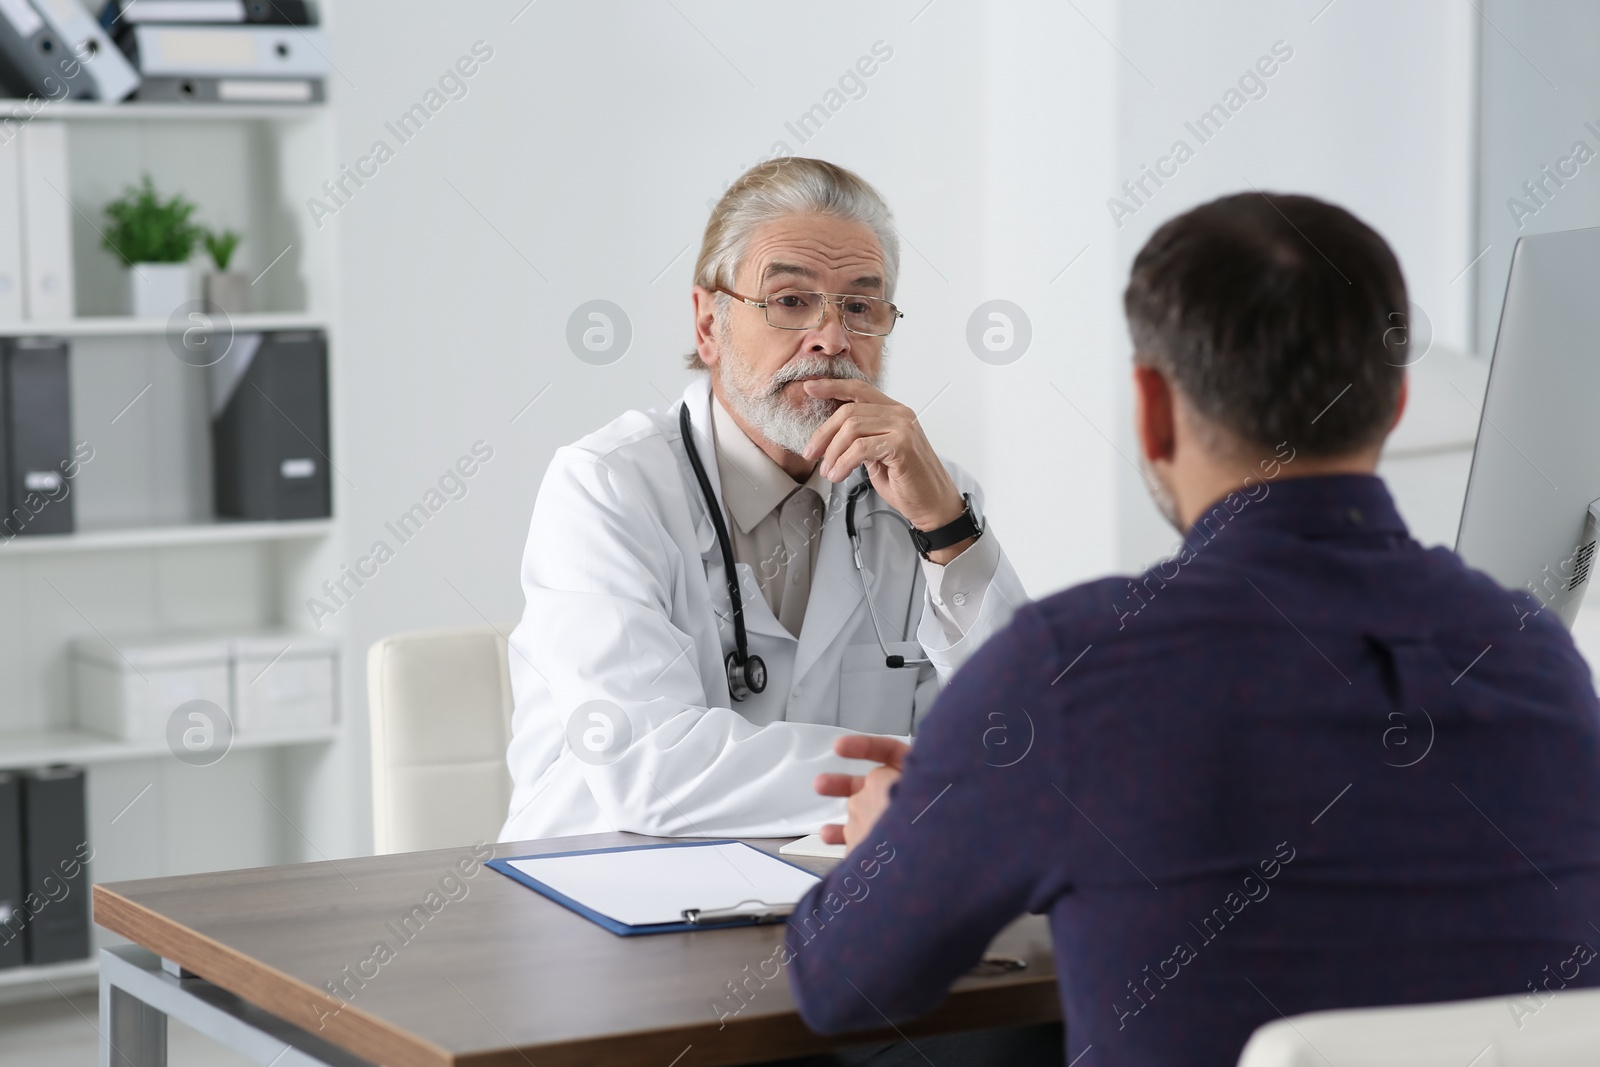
718;287;903;337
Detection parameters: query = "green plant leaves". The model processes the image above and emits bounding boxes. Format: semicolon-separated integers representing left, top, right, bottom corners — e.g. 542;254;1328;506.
100;173;204;265
203;228;242;271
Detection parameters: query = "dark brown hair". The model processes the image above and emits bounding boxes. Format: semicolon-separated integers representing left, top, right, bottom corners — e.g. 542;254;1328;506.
1124;192;1408;457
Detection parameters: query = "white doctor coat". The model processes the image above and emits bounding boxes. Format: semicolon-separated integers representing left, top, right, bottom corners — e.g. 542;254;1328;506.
499;375;1028;841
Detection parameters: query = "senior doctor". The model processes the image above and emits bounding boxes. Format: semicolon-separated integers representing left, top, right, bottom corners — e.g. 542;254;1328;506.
500;157;1027;842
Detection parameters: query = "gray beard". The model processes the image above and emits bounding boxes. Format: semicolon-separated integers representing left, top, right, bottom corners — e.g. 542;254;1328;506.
717;345;882;457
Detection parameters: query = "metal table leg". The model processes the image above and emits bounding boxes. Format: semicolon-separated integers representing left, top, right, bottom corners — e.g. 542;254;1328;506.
103;983;166;1067
97;946;375;1067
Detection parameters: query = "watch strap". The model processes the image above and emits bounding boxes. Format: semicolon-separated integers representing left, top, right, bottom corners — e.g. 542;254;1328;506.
909;493;984;559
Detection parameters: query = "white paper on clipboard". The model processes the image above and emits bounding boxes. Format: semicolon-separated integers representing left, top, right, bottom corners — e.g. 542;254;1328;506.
507;842;821;928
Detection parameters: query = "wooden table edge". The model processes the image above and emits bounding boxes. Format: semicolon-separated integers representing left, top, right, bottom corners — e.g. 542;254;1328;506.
94;881;1062;1067
94;883;454;1067
450;984;1063;1067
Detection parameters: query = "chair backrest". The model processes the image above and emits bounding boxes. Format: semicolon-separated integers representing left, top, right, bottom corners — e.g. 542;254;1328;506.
1237;986;1600;1066
367;624;514;855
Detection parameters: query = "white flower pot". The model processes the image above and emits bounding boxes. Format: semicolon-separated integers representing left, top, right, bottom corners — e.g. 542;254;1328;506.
126;262;191;319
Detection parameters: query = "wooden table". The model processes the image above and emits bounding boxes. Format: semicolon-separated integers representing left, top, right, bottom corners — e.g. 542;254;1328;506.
93;832;1060;1067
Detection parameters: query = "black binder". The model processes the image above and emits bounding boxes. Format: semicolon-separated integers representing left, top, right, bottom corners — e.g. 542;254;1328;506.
0;2;90;100
0;347;8;533
0;771;24;969
211;330;331;521
133;75;324;104
21;766;91;965
2;337;74;535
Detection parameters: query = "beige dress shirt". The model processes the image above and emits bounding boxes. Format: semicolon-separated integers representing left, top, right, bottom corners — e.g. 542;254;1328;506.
710;395;999;641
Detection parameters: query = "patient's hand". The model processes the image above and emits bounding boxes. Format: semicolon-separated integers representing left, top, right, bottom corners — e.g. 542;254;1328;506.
814;735;909;850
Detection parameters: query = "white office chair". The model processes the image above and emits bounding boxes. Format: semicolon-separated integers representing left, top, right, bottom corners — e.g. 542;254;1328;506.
367;624;516;854
1237;986;1600;1066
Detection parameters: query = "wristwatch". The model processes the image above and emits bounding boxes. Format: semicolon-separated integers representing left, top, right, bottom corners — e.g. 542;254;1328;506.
908;493;985;560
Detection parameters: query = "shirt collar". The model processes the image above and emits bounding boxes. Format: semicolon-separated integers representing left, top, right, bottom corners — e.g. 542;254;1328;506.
1185;472;1410;549
710;393;831;535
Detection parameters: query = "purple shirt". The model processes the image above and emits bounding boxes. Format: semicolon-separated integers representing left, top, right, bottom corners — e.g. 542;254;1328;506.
785;474;1600;1065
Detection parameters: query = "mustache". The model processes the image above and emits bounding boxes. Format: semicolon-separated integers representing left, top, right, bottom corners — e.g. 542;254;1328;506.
764;357;869;397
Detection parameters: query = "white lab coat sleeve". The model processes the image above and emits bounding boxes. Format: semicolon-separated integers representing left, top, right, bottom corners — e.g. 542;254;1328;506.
913;462;1029;682
509;447;873;839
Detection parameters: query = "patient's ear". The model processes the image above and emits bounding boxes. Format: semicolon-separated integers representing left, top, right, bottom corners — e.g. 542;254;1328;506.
1133;364;1177;464
692;286;722;368
1388;373;1409;431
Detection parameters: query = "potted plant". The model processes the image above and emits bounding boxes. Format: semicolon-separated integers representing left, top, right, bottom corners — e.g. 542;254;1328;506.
202;227;247;316
100;174;203;319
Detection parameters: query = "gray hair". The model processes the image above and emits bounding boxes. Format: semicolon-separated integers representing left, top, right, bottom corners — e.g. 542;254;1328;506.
686;157;899;370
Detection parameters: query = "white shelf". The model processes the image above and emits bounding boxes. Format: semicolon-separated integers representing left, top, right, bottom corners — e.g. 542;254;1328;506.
0;724;340;769
0;100;326;121
0;518;332;555
0;957;96;991
0;312;327;339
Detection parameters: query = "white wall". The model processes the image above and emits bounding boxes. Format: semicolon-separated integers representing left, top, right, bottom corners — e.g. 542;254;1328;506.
977;0;1124;595
320;0;1492;856
1107;0;1479;570
322;0;1002;855
1474;0;1600;350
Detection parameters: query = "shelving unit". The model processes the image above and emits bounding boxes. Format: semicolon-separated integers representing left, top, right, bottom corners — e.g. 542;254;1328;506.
0;724;338;770
0;29;348;1003
0;102;326;121
0;312;327;338
0;957;97;988
0;517;333;555
0;958;99;1006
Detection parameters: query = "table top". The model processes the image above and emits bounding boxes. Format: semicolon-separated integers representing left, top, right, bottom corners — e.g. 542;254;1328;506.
93;832;1060;1067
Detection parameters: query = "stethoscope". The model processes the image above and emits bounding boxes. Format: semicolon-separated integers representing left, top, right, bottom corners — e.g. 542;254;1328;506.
679;404;929;702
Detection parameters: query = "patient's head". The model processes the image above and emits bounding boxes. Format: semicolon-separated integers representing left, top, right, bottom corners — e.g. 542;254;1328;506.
1124;192;1410;529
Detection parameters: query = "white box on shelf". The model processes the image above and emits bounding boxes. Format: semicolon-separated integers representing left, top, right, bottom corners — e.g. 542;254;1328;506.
71;633;231;742
230;632;338;735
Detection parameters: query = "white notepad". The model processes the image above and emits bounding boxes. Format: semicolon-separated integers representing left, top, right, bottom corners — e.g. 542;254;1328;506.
779;833;848;860
507;842;821;928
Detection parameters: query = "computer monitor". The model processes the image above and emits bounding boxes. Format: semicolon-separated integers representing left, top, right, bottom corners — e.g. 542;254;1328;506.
1456;224;1600;628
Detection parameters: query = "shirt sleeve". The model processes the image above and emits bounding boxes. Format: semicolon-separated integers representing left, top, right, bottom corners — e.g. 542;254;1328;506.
783;604;1064;1033
915;530;1029;683
908;457;1029;677
919;523;1003;640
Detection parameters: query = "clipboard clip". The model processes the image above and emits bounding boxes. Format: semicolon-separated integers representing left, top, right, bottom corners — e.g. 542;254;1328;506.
681;899;793;927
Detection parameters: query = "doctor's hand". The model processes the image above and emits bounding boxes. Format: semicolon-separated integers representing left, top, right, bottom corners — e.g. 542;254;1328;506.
814;735;910;850
800;379;974;564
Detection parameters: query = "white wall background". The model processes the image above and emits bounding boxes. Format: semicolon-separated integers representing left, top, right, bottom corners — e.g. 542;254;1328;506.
316;0;1008;856
1475;0;1600;352
1107;0;1479;569
309;0;1548;856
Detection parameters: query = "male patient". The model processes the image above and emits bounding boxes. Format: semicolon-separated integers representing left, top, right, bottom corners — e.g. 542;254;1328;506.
784;193;1600;1065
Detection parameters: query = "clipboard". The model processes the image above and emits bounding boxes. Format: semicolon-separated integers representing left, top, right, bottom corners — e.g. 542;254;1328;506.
487;840;823;936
